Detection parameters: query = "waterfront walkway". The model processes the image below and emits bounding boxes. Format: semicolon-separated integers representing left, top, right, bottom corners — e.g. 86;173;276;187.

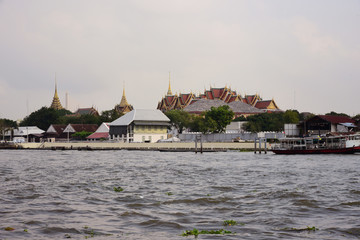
16;141;266;152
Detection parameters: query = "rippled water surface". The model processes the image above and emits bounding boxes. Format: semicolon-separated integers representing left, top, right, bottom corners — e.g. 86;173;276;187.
1;150;360;239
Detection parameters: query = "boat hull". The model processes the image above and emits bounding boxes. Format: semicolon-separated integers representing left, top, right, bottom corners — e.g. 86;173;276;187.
272;147;358;155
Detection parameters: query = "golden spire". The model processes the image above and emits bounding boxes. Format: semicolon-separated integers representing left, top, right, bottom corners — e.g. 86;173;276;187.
119;83;129;107
115;82;133;114
167;72;172;95
50;74;63;110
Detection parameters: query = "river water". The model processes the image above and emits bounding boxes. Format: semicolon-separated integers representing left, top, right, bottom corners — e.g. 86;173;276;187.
0;150;359;239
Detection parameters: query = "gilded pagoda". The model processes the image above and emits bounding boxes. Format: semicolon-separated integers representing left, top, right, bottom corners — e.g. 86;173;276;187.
115;86;133;114
50;80;63;110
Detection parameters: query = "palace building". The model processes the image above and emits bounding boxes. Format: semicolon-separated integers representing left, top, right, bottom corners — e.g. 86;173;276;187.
157;80;280;114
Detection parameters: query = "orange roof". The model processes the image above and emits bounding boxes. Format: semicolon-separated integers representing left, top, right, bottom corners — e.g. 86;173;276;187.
87;132;109;139
255;100;272;109
211;88;222;98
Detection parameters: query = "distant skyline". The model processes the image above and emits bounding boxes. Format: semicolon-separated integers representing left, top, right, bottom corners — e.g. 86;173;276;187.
1;0;359;120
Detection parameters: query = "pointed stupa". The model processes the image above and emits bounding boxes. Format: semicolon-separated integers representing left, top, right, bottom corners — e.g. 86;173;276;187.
50;76;63;110
167;72;172;95
119;85;129;107
115;83;133;114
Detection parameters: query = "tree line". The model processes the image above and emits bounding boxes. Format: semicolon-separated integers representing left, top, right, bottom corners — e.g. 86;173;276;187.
165;108;360;134
1;107;123;131
1;105;359;135
165;105;234;134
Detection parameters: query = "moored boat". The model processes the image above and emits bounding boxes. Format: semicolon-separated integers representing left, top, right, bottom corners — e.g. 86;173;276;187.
272;134;360;154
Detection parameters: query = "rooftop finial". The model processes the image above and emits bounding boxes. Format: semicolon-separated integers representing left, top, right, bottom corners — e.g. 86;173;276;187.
167;72;172;95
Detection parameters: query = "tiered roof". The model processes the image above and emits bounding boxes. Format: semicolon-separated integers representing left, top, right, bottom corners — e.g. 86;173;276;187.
50;80;63;110
115;87;133;114
157;83;280;114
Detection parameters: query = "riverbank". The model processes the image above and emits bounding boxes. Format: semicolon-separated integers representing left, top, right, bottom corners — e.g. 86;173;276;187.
13;141;269;152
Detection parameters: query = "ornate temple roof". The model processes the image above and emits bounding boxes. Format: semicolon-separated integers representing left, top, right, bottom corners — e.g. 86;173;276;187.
157;80;280;115
73;107;99;116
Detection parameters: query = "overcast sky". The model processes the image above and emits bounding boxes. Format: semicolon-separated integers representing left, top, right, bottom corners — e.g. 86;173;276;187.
1;0;359;121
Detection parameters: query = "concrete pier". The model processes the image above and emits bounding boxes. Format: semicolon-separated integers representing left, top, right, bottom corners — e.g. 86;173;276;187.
16;141;268;152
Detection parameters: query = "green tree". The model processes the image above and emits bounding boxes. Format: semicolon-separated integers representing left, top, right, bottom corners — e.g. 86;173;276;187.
0;118;18;140
58;114;101;125
165;110;191;133
100;109;123;123
233;115;247;121
325;111;350;117
188;114;207;133
244;112;285;132
20;107;72;130
283;110;300;123
352;114;360;120
204;105;234;133
71;131;93;140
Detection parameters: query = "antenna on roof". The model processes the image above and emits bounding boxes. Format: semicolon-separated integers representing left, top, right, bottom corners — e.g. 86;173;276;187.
26;96;29;116
65;92;69;110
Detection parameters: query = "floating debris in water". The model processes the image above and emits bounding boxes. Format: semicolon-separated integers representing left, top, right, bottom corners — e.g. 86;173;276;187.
223;220;237;226
182;228;233;237
281;226;319;232
113;187;124;192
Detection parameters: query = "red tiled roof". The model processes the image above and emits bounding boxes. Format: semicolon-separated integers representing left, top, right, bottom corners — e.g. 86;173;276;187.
70;124;98;132
166;96;175;103
189;99;199;105
86;132;109;139
228;95;238;103
317;115;355;124
211;88;222;98
246;95;255;104
255;100;272;109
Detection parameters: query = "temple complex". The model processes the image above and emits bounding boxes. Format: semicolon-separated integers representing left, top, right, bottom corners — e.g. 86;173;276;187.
157;80;280;113
50;80;63;110
115;86;133;114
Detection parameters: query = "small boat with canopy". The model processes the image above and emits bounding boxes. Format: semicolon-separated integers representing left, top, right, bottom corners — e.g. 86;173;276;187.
271;134;360;154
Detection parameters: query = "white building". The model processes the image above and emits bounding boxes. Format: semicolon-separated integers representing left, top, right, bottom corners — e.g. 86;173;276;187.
8;126;45;142
109;109;170;143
